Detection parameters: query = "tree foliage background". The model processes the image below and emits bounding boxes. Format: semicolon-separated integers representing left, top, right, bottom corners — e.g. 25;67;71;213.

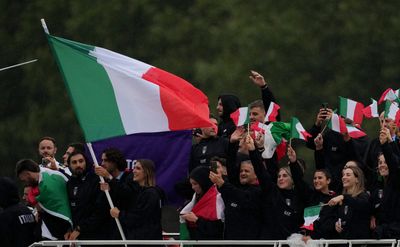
1;0;399;178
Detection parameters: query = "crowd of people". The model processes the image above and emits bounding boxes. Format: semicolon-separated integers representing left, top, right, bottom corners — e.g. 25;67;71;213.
1;70;400;246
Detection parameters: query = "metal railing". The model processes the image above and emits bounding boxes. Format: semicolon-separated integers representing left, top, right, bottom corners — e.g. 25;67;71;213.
29;239;399;247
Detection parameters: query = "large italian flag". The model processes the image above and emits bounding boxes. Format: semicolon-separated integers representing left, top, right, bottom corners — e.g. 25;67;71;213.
47;34;211;142
338;96;364;125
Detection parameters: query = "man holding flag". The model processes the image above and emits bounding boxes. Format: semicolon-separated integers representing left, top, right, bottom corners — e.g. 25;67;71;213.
16;159;72;240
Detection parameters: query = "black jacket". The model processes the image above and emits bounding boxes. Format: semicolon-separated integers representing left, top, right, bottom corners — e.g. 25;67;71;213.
336;192;371;239
118;177;164;240
364;138;400;191
189;136;229;172
218;181;262;240
251;151;306;240
0;177;36;246
67;171;111;240
371;142;400;239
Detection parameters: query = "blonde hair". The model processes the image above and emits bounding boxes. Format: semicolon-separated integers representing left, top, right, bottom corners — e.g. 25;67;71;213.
278;166;294;189
136;159;156;187
342;165;365;196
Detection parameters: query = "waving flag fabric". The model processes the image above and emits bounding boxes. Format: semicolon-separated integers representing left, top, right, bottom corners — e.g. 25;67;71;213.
255;122;291;159
230;107;250;126
328;113;347;134
384;101;400;126
265;102;280;122
362;98;379;118
302;205;321;231
36;167;72;239
290;117;311;141
379;88;399;104
179;185;224;239
346;125;367;138
47;34;211;142
338;96;364;125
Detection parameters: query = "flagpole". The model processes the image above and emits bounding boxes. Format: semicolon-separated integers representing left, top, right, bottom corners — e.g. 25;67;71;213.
87;142;127;241
0;59;38;72
40;18;126;241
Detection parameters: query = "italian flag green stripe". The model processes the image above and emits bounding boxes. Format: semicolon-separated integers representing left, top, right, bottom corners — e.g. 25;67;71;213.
48;35;125;141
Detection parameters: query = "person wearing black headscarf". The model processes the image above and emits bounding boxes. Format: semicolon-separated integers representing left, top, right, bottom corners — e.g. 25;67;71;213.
216;94;241;138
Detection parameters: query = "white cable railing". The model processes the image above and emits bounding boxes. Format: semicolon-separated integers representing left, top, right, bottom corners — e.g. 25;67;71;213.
29;239;399;247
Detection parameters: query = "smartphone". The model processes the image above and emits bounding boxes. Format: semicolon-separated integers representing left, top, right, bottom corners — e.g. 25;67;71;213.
321;102;329;119
192;128;202;136
41;157;48;166
210;161;218;173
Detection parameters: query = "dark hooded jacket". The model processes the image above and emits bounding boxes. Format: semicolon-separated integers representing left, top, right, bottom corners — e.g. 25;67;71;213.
0;177;36;246
217;94;241;138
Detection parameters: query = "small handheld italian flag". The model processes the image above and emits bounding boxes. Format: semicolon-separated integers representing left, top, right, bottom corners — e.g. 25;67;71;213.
257;122;291;159
265;102;280;122
379;88;400;105
384;101;400;127
346;124;367;138
362;98;379;118
338;96;364;125
290;117;311;141
230;107;250;126
302;205;322;231
328;112;347;134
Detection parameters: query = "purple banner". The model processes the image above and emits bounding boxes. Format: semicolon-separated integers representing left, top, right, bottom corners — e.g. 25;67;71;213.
90;130;192;204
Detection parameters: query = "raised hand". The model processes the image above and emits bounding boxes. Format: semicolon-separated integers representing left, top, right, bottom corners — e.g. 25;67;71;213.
249;70;267;88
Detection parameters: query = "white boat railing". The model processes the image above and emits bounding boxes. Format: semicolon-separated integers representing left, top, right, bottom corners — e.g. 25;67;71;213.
29;239;399;247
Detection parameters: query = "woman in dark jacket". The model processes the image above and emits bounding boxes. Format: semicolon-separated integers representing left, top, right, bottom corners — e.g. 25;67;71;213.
107;159;163;240
286;144;337;239
247;136;306;240
370;127;400;239
327;165;371;239
180;166;224;240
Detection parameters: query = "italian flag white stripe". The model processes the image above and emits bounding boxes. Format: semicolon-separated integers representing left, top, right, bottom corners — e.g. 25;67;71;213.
339;96;364;125
230;107;250;126
385;101;400;121
265;102;280;122
379;88;398;104
94;47;169;133
328;113;347;134
302;205;321;231
362;98;379;118
346;125;367;138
